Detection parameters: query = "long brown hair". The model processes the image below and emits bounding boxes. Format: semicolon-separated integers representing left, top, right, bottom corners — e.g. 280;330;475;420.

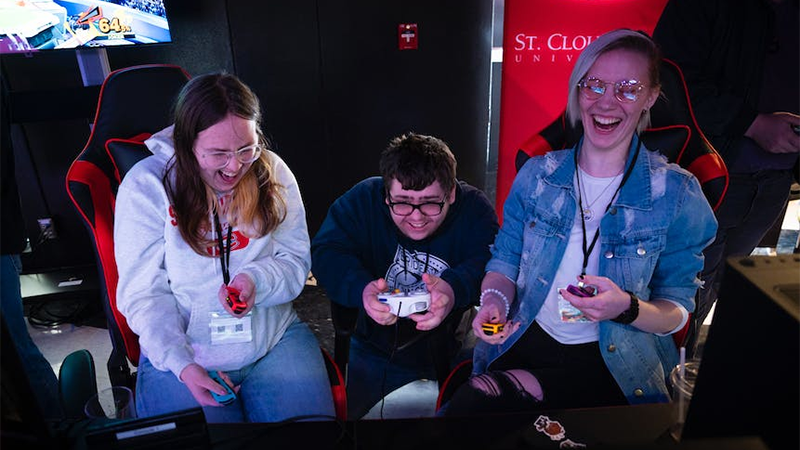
164;73;286;256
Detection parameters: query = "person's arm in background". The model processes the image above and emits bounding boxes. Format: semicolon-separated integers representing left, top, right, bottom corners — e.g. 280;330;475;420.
744;112;800;155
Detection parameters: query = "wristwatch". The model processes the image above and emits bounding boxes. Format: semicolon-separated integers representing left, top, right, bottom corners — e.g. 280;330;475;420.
612;291;640;324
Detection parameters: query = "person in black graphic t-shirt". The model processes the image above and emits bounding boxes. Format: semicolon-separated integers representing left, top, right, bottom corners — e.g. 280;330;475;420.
312;133;499;419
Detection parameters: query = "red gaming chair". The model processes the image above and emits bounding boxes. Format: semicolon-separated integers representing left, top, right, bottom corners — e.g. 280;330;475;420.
65;65;347;420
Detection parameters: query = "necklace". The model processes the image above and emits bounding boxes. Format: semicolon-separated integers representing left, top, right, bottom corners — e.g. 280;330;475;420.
577;168;621;221
573;137;641;277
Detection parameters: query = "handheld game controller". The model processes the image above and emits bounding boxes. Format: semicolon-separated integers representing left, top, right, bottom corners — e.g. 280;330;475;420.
225;287;247;314
208;370;236;406
377;289;430;317
566;281;598;298
481;322;504;336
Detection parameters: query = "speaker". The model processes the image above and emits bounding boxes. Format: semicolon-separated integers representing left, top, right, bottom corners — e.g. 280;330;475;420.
682;255;799;449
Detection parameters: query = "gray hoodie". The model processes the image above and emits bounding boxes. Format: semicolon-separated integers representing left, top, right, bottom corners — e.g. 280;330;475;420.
114;126;310;379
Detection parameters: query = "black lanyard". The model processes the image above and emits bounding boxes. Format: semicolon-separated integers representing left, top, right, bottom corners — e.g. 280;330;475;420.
213;211;232;285
574;138;641;277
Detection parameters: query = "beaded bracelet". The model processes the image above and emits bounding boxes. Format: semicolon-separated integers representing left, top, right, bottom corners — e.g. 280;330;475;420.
479;288;510;318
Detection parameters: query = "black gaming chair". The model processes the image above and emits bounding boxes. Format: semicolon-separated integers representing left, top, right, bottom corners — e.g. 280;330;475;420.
66;64;347;420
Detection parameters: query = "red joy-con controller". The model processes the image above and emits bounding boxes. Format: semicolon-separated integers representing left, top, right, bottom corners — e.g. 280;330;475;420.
225;287;247;314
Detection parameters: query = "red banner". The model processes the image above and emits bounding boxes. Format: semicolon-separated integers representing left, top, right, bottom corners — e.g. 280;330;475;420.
496;0;669;220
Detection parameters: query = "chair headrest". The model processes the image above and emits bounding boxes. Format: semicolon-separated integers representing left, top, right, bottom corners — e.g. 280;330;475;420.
91;65;190;146
105;136;154;184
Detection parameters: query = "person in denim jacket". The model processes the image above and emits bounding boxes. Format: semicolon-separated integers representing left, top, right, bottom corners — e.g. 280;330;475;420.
442;29;717;416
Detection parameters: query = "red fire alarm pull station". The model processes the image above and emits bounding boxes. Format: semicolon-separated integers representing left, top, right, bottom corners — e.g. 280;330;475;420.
398;24;418;50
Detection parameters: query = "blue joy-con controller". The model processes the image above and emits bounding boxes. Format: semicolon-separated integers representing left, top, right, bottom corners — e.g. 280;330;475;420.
208;370;236;405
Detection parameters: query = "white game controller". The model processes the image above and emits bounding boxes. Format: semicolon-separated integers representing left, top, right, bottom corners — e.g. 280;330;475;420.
377;289;430;317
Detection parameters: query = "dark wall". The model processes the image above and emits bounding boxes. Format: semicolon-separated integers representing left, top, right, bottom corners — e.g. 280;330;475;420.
230;0;493;235
106;0;234;77
1;0;492;272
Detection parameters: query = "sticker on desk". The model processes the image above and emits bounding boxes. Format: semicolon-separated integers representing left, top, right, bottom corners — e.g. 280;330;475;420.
534;415;566;441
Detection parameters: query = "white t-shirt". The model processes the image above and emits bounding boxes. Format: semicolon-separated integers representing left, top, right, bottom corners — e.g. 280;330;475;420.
536;167;622;344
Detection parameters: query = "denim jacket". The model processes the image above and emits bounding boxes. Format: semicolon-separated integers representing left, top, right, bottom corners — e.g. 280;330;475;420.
474;135;718;404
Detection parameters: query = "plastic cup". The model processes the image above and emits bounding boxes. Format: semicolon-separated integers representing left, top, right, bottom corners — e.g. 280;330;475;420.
84;386;136;420
669;360;700;441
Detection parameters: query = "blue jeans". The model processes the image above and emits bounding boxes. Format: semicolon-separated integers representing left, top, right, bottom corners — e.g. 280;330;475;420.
136;319;335;423
0;254;62;420
346;336;438;419
695;170;794;333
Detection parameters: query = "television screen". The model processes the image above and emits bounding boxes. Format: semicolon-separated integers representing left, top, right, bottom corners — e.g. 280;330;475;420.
0;0;172;54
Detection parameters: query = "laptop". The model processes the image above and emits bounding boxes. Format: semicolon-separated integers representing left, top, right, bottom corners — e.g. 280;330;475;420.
681;255;799;449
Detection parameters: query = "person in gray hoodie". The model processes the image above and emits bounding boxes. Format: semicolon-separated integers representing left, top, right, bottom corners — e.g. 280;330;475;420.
114;73;334;423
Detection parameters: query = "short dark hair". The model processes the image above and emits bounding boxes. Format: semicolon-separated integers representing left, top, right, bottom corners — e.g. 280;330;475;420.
379;133;457;194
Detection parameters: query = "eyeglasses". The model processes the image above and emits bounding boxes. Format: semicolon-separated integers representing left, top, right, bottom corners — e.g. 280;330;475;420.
386;194;446;216
200;144;262;169
578;77;645;103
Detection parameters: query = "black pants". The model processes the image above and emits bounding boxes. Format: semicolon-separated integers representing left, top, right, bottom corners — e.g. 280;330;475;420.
443;321;627;417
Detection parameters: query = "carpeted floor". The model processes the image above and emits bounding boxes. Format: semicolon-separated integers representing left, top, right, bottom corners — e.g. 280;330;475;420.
24;281;339;357
293;284;336;356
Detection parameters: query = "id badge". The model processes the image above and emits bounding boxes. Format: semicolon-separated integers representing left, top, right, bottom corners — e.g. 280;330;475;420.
558;287;590;323
209;310;253;345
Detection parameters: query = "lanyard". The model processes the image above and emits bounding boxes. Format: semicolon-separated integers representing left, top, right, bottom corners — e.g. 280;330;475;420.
574;138;641;276
213;212;232;285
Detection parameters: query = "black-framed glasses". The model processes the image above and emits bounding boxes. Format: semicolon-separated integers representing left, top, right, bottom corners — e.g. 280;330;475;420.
578;77;645;103
386;194;446;216
200;144;262;169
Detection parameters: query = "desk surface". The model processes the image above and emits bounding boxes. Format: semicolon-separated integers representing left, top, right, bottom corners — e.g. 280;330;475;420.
206;403;768;450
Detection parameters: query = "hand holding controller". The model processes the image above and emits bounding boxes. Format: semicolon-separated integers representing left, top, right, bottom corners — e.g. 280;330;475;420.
225;286;247;314
377;289;430;317
207;370;236;406
481;322;504;336
566;281;598;298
